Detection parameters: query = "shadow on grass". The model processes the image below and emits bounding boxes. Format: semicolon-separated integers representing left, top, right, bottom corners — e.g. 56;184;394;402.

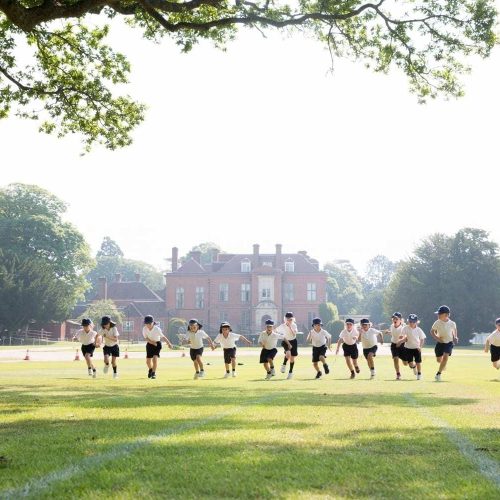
0;422;499;499
0;384;480;412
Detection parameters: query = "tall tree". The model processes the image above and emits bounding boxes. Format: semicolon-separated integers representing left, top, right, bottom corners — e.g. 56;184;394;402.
0;183;93;332
0;0;496;149
181;242;223;266
363;255;397;293
86;256;165;298
384;228;500;343
96;236;124;258
324;260;363;315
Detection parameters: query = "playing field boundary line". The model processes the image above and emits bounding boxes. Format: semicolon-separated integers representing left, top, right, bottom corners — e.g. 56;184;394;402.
0;391;282;500
403;393;500;490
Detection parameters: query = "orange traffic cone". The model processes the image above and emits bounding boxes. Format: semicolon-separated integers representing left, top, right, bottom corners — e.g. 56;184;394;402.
124;348;129;359
24;349;30;361
74;349;80;361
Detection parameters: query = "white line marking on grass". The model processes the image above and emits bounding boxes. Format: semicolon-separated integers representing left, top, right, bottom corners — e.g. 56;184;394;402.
0;392;280;500
404;393;500;490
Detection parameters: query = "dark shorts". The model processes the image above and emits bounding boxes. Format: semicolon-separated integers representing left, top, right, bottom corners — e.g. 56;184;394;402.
223;347;236;364
282;338;298;357
342;343;359;359
403;347;422;364
103;345;120;358
363;346;378;359
260;348;277;364
391;342;402;359
190;347;204;361
81;344;95;357
490;344;500;363
146;341;162;359
312;345;327;363
435;341;453;358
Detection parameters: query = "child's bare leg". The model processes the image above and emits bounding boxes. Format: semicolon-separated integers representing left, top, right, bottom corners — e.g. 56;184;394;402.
104;354;110;366
84;353;92;369
111;356;117;368
264;362;270;373
367;354;375;370
193;360;199;372
231;358;236;371
152;356;158;371
345;357;354;371
197;356;204;371
313;361;320;372
146;357;153;370
393;357;400;372
438;353;449;372
225;362;230;372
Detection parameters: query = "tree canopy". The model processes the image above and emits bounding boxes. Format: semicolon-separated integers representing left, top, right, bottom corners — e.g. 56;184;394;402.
181;242;223;266
384;227;500;343
324;260;364;314
0;0;497;150
96;236;124;258
0;183;93;332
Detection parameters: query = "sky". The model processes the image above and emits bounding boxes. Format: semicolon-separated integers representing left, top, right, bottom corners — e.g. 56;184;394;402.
1;18;500;274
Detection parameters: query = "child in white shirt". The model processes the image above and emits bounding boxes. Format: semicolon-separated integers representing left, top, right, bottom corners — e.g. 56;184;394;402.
213;322;252;378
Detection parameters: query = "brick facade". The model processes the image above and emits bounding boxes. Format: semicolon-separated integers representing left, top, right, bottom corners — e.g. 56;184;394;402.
165;244;327;338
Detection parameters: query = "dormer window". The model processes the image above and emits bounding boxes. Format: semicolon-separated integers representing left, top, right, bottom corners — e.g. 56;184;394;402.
285;260;295;272
241;259;251;272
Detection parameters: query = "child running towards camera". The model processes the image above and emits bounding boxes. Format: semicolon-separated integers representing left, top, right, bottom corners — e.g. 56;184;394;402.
143;315;173;379
183;319;215;380
306;317;332;379
383;312;405;380
99;315;120;379
484;318;500;376
336;318;360;379
430;305;458;382
73;318;100;378
359;319;383;379
258;320;291;380
213;322;252;378
276;312;299;380
397;314;426;380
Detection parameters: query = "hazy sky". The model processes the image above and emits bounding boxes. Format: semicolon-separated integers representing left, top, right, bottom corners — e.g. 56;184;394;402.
1;20;499;274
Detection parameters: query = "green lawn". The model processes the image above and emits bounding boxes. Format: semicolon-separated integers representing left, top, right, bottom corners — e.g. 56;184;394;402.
0;348;499;499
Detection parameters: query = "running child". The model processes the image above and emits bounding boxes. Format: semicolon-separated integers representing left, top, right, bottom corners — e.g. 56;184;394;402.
484;318;500;374
359;318;383;379
143;315;173;379
276;312;299;379
183;319;215;379
213;322;252;378
430;305;458;381
306;317;332;379
258;319;291;380
383;312;405;380
72;318;100;378
335;318;360;379
397;314;426;380
99;315;120;379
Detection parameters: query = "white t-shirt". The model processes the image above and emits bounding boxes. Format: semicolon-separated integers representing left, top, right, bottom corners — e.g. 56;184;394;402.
258;331;285;350
99;326;119;347
214;332;241;349
432;319;457;343
389;323;405;343
308;328;332;347
339;328;358;346
487;330;500;347
276;322;298;341
76;328;97;345
401;325;426;349
360;328;381;349
143;325;163;342
188;330;210;349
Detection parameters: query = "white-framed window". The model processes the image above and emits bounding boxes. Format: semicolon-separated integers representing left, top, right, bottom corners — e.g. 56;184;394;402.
284;283;294;302
195;287;204;309
123;320;134;333
284;260;295;272
261;288;271;299
308;312;315;327
219;283;229;302
241;310;251;328
241;283;251;302
176;287;184;309
219;311;229;323
241;260;251;272
307;283;317;301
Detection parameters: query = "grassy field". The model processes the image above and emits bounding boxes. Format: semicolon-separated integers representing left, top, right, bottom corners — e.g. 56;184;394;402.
0;348;499;499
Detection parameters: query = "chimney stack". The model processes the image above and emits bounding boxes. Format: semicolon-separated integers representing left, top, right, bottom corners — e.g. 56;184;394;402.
275;243;282;268
98;277;108;300
253;244;260;266
171;247;178;272
115;273;122;282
